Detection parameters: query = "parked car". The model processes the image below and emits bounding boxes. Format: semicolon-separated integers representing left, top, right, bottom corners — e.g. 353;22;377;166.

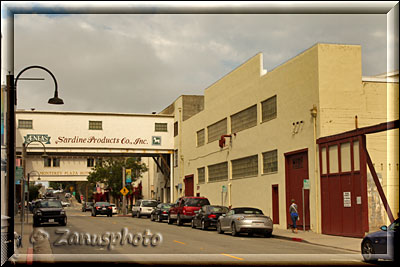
110;203;117;214
150;203;173;222
64;193;71;199
168;196;210;226
61;200;70;207
361;219;399;262
132;199;158;218
217;207;273;237
91;202;113;217
192;205;229;230
33;199;67;227
82;202;94;212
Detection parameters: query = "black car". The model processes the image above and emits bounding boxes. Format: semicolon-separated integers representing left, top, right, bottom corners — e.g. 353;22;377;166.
361;219;399;262
91;202;113;217
33;199;67;227
82;202;94;212
191;205;229;230
150;203;173;222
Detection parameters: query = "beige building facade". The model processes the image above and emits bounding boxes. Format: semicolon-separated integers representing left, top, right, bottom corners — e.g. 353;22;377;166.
157;43;399;236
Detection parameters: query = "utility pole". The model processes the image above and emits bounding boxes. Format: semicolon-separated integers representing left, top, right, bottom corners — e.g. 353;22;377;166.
122;166;126;215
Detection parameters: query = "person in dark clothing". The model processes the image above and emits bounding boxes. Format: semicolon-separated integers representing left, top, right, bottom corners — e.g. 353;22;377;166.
289;199;299;233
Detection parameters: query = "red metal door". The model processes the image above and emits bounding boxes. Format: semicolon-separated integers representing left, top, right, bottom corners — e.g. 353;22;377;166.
285;149;310;230
184;175;194;197
272;185;279;224
319;136;368;238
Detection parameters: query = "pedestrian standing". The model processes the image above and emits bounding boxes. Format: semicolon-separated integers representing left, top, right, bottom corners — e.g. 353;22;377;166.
289;199;299;233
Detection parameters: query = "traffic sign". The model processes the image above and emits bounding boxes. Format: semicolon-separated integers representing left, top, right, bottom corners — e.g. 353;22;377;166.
120;186;129;196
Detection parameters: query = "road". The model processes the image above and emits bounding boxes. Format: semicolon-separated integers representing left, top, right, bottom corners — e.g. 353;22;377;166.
29;207;374;265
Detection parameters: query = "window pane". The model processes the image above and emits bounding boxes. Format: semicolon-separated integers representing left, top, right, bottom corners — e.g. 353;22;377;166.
263;150;278;174
155;123;168;132
208;162;228;182
261;95;277;122
18;120;33;129
53;158;60;167
340;142;351;172
353;141;360;171
231;105;257;133
232;155;258;179
174;122;178;137
197;129;205;147
44;158;51;167
207;118;227;143
321;147;327;174
197;167;205;184
329;145;338;173
89;121;102;130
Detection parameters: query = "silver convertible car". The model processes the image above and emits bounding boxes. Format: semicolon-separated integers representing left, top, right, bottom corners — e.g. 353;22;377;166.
217;207;273;237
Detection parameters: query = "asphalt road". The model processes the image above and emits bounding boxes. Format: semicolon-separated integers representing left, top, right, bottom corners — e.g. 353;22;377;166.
30;207;374;265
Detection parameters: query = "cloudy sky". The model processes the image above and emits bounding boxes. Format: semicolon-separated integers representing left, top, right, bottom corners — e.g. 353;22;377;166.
3;2;397;114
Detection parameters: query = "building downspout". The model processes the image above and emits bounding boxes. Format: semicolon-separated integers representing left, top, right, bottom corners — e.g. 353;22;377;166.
311;105;320;233
178;107;183;197
228;183;232;207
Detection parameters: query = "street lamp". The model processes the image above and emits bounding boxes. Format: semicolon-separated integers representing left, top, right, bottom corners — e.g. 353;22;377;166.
15;65;64;105
5;65;64;255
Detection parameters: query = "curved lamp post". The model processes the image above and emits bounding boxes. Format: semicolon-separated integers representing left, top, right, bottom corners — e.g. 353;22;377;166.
15;65;64;105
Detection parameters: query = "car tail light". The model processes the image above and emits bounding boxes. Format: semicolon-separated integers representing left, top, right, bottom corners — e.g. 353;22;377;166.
183;210;186;215
208;214;217;219
96;207;100;210
108;206;112;209
162;211;167;214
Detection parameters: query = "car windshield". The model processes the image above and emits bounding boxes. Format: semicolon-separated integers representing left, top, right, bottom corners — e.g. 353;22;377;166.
38;201;62;208
142;201;158;207
234;208;263;215
161;204;172;209
95;202;110;206
209;206;229;213
184;198;210;207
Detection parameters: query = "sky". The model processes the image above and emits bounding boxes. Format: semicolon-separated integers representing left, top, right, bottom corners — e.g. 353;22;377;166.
2;2;398;114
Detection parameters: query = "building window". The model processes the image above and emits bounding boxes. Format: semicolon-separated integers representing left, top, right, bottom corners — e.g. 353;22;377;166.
232;155;258;179
207;118;227;143
174;150;178;167
231;105;257;133
174;122;178;137
53;158;60;167
87;158;95;167
18;120;33;129
208;162;228;182
197;167;205;184
89;121;102;130
196;129;205;147
155;123;168;132
261;95;277;122
44;158;52;167
44;158;60;167
263;149;278;174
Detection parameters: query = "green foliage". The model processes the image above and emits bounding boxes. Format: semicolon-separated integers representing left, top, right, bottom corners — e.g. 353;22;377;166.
28;184;42;201
87;157;147;199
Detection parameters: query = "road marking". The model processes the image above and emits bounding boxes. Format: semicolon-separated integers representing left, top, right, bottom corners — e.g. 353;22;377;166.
173;240;185;245
221;253;244;261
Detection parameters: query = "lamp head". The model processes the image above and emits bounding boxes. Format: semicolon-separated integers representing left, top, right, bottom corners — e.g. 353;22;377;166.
48;91;64;105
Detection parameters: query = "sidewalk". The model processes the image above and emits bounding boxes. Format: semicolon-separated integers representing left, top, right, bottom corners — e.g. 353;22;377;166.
10;213;54;265
272;228;362;253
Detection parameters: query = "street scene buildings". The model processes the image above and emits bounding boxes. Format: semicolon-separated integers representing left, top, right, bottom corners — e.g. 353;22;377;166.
15;43;399;239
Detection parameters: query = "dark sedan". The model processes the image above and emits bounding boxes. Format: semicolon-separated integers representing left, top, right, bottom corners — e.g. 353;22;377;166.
192;205;229;230
33;199;67;227
361;219;399;262
91;202;113;217
150;203;173;222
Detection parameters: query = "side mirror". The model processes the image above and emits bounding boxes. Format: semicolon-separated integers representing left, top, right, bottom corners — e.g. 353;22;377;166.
380;225;387;231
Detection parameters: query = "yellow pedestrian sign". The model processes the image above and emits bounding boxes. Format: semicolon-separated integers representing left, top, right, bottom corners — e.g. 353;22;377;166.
120;186;129;196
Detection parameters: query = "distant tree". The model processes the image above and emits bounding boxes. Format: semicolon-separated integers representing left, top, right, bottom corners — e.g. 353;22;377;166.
28;184;42;201
87;157;147;202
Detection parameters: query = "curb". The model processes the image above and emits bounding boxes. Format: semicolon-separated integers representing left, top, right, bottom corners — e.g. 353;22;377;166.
272;234;359;253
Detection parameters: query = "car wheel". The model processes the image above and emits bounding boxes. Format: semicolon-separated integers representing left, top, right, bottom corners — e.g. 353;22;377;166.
168;215;174;224
191;219;196;228
201;220;207;230
177;215;183;226
60;217;67;226
248;232;254;237
362;240;377;262
264;231;272;238
217;222;224;234
231;223;239;236
110;213;112;217
156;214;161;222
137;212;141;218
150;214;155;221
33;218;40;227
